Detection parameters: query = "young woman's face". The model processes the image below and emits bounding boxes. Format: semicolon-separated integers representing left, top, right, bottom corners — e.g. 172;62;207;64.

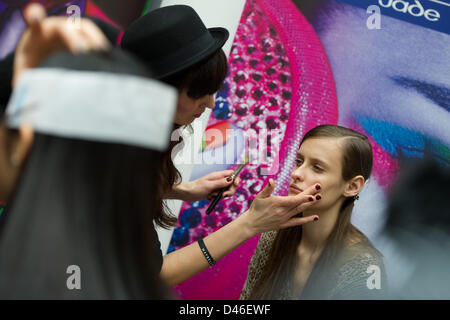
289;137;349;214
173;90;216;125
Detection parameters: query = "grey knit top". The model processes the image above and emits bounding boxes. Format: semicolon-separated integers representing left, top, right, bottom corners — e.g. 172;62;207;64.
240;231;388;300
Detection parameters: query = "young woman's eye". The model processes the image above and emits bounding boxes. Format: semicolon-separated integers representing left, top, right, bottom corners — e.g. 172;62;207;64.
313;165;323;172
295;159;303;166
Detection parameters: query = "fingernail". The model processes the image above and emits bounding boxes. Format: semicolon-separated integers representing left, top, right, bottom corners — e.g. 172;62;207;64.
308;196;314;202
316;195;321;200
315;184;321;190
314;217;319;221
227;177;232;182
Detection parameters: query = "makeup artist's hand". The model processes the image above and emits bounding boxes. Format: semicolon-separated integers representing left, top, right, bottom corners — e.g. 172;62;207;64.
171;170;240;202
240;179;321;236
13;3;111;87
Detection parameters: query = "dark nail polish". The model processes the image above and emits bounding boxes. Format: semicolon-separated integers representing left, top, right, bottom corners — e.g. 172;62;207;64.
315;184;321;190
314;217;319;221
227;177;232;182
308;196;314;202
316;195;321;200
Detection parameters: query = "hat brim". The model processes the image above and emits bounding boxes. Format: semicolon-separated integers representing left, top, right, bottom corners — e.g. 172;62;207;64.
153;27;229;80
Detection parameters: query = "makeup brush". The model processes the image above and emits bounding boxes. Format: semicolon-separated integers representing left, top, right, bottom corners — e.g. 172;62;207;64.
205;156;248;215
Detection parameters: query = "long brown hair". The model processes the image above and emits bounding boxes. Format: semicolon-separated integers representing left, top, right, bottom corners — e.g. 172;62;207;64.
154;124;183;229
249;125;373;299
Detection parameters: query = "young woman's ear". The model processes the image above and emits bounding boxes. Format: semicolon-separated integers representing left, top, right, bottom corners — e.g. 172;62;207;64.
343;175;365;198
10;124;34;168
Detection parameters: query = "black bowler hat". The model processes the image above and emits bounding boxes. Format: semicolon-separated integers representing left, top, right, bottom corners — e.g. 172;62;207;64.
121;5;229;80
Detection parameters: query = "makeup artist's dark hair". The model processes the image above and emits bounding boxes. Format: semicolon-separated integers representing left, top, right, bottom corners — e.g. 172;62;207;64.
157;48;229;212
161;49;228;99
0;50;172;299
249;125;375;299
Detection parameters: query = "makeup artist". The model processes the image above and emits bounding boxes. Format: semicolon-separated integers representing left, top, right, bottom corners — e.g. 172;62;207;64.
11;4;325;289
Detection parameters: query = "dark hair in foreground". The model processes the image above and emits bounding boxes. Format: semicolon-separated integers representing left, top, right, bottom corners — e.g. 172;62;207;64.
249;125;374;299
0;50;171;299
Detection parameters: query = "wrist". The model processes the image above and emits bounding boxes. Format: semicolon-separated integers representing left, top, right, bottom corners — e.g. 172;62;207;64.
236;210;257;241
170;181;193;201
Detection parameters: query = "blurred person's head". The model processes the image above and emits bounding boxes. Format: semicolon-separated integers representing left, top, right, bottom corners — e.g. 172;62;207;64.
0;14;122;118
383;156;450;299
250;125;375;299
0;49;175;299
121;5;229;126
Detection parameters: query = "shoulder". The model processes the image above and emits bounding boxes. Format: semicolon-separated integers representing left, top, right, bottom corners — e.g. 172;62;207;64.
330;240;388;299
340;239;384;264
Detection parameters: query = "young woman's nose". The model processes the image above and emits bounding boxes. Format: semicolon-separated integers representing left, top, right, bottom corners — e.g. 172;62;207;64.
292;165;305;182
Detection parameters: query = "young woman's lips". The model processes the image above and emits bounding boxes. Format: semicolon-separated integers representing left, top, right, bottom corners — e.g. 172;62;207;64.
289;185;302;193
